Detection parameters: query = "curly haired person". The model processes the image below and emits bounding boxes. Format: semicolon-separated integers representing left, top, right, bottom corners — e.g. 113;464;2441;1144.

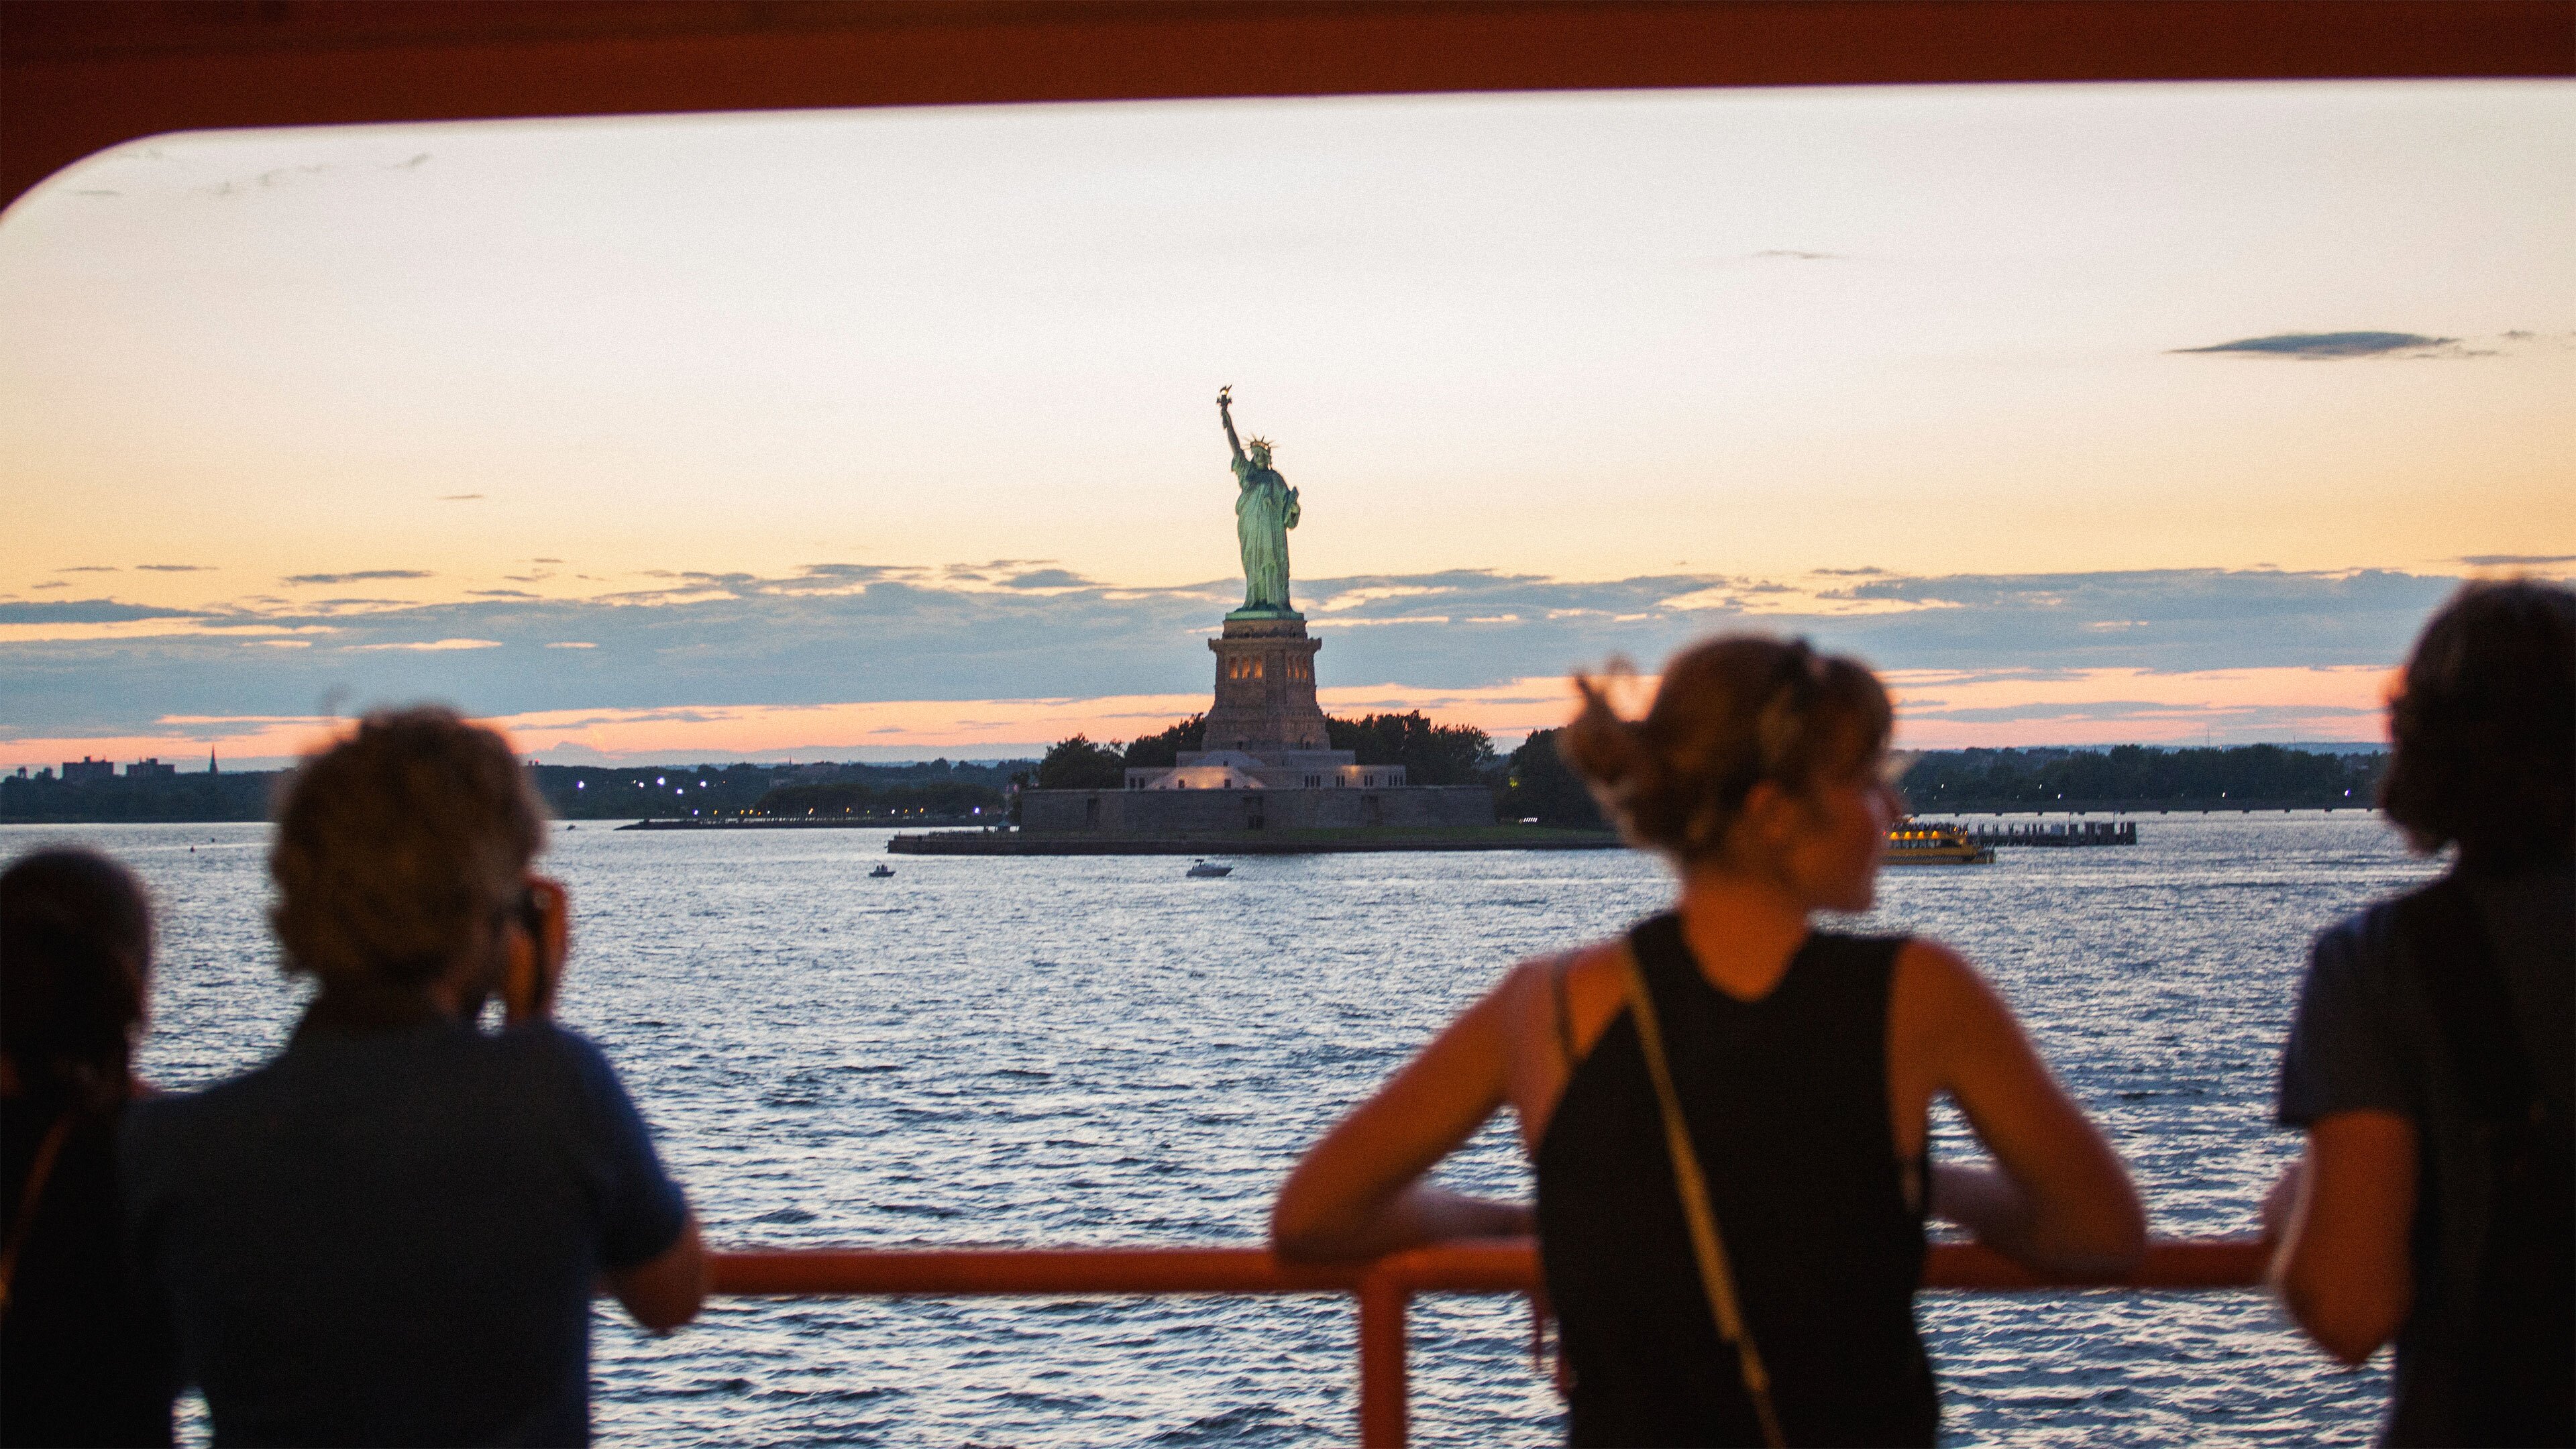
122;708;704;1447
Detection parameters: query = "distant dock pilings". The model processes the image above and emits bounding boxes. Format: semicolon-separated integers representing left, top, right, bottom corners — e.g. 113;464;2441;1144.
1925;819;2138;849
617;814;987;831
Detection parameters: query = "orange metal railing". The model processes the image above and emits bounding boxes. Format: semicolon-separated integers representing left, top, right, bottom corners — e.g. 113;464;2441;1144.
706;1236;2269;1448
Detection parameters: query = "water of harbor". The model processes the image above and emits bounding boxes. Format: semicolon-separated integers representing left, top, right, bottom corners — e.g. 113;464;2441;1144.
13;812;2430;1446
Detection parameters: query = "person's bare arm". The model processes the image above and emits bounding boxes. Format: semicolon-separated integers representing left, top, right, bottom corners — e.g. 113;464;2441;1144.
2267;1110;2416;1364
1906;942;2146;1276
606;1212;707;1334
1271;971;1535;1263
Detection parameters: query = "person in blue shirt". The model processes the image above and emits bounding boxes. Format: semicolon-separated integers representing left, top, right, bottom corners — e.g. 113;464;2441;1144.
123;707;704;1448
2269;580;2573;1446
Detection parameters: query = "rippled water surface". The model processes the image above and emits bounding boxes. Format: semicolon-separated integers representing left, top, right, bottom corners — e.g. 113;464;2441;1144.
11;812;2430;1446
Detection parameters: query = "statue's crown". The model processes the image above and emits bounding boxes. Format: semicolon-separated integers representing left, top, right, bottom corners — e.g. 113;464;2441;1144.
1247;435;1275;452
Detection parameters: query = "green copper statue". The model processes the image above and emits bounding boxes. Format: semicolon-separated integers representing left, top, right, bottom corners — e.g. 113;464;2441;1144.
1218;386;1299;616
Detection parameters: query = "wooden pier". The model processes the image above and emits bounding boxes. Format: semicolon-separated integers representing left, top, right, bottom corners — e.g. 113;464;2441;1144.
1928;819;2139;848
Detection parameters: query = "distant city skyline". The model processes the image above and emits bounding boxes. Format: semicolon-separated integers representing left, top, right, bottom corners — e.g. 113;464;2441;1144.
3;81;2569;768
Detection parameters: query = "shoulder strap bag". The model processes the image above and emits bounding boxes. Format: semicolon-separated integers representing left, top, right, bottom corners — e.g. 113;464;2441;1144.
1617;941;1788;1448
2393;873;2573;1444
0;1110;77;1325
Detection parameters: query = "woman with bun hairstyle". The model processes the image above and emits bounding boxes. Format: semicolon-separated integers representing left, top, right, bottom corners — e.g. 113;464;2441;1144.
1271;635;2145;1446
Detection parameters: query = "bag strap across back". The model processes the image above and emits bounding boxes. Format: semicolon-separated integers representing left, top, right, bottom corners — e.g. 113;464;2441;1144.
1617;938;1788;1448
2391;870;2574;1444
2394;874;2533;1124
0;1110;76;1324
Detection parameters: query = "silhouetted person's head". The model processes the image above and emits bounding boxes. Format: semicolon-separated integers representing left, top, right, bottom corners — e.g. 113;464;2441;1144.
1;847;153;1110
1562;635;1894;872
270;707;546;996
2380;578;2575;871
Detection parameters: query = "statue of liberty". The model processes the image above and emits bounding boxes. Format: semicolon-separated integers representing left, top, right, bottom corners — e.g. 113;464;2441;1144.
1218;386;1299;616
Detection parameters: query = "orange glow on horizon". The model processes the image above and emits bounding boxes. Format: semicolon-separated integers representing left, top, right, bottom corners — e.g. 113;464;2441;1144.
1;666;2393;774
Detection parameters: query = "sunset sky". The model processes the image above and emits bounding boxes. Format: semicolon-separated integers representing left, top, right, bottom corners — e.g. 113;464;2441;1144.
3;80;2569;768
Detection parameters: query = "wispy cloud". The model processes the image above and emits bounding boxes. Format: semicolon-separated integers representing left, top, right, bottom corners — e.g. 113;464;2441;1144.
282;570;434;585
0;599;195;625
437;493;484;501
2170;331;2466;360
2458;553;2576;568
1750;249;1841;260
344;638;503;652
0;564;2473;745
998;569;1092;590
135;564;213;573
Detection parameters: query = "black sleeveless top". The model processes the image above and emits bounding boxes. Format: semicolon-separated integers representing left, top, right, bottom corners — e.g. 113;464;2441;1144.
1535;915;1935;1447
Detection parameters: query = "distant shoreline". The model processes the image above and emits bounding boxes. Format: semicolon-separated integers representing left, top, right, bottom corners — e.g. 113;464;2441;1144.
0;803;2387;829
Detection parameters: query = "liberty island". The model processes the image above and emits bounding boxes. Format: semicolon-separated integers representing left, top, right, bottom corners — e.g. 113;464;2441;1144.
899;390;1572;853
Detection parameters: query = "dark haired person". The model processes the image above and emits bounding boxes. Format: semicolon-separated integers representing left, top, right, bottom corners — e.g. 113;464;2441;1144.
1;848;176;1447
1273;636;2143;1445
123;708;705;1447
2270;579;2574;1446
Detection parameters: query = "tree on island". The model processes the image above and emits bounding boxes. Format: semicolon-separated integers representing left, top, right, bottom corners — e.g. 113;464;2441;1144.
1121;715;1208;769
1036;735;1128;790
1325;712;1497;786
1502;728;1608;829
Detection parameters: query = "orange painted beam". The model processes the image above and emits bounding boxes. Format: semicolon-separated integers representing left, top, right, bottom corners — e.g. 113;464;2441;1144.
708;1244;1363;1296
6;1;2571;207
705;1235;2267;1296
700;1237;2270;1447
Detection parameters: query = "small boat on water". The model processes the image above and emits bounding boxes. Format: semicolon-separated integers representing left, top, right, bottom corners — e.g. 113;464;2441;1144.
1884;819;1996;865
868;863;896;878
1185;859;1234;878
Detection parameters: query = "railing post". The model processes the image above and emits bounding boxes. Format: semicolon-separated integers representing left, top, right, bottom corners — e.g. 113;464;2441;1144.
1356;1270;1409;1448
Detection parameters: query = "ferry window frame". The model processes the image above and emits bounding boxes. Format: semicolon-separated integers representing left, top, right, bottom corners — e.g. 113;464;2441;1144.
4;1;2567;210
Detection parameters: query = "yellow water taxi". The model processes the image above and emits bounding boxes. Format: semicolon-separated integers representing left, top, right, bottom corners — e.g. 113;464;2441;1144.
1884;819;1996;865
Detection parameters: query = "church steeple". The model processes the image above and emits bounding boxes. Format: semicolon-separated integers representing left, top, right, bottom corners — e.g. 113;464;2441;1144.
207;745;219;775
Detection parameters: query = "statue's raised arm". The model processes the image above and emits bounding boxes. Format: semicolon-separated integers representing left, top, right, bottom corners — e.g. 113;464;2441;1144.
1218;385;1247;468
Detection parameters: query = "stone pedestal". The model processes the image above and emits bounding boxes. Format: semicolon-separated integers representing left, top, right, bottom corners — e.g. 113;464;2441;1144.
1200;614;1329;755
